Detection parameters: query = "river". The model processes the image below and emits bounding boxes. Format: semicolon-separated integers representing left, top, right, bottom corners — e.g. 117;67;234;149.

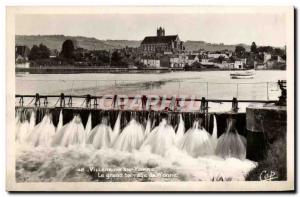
15;70;286;112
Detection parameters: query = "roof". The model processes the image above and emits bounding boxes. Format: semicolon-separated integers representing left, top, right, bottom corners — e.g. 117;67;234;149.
141;35;178;45
188;55;197;60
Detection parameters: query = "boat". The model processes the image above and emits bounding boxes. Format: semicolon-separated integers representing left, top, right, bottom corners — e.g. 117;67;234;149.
230;69;255;79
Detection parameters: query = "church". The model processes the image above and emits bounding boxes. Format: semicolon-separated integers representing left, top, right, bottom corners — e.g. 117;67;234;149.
140;27;184;54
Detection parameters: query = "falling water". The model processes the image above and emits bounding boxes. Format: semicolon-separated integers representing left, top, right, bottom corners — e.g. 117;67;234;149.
84;113;92;146
86;117;112;149
15;109;257;182
56;110;63;133
179;119;214;157
175;114;185;146
144;116;151;139
15;112;29;144
26;114;55;147
111;112;121;143
211;115;218;150
29;110;36;132
215;118;247;160
113;118;145;152
52;115;85;147
141;118;176;156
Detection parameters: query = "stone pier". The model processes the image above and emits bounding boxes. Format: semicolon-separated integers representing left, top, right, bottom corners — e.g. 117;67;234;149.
246;104;287;161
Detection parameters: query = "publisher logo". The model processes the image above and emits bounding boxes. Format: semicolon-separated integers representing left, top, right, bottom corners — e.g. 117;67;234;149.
259;170;278;181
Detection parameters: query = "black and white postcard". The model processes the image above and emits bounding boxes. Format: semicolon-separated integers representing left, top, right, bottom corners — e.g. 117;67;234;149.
6;6;294;191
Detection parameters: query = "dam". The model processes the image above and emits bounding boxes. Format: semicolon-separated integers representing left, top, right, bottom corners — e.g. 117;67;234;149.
14;79;287;182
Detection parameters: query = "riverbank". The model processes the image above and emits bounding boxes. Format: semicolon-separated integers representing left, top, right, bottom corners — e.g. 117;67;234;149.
15;66;263;74
16;66;185;74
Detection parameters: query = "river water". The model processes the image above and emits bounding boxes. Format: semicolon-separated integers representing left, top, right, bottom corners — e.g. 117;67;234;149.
16;70;286;112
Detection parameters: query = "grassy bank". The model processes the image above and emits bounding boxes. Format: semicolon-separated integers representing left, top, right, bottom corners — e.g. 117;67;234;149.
245;136;287;181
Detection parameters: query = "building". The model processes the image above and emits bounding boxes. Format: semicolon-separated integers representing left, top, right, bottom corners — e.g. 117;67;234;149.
187;55;199;66
140;27;184;54
15;45;30;62
201;58;215;68
140;57;160;68
234;60;244;69
207;52;229;59
263;52;272;63
169;54;188;68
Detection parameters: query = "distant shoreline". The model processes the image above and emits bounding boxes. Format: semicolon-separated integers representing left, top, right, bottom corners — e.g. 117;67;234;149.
15;66;283;74
16;67;183;74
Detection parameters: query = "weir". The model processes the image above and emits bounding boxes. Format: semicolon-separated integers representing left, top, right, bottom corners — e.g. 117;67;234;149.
15;106;247;139
15;80;286;162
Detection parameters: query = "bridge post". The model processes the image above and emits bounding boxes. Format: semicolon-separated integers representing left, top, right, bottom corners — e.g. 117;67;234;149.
232;97;239;112
19;96;24;107
35;93;40;107
94;98;98;108
60;93;65;107
44;97;48;107
200;97;207;112
277;80;286;106
141;95;147;110
112;95;117;109
68;96;72;107
86;94;91;108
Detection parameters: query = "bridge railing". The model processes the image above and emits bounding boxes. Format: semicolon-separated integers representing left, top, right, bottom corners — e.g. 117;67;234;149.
15;93;278;113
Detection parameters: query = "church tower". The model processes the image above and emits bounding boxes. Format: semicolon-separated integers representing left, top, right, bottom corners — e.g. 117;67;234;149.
157;27;165;37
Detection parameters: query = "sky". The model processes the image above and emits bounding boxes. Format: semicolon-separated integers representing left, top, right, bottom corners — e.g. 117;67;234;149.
15;13;287;47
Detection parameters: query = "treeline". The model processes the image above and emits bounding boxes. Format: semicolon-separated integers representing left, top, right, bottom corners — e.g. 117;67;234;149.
28;44;51;60
28;39;140;68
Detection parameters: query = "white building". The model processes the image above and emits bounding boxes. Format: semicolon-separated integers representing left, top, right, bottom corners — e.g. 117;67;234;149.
141;58;160;68
263;52;272;63
170;55;188;67
16;62;30;68
233;60;244;69
207;53;229;59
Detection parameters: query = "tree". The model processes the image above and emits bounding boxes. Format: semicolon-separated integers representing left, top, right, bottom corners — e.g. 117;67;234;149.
256;46;274;54
28;45;40;60
110;51;122;67
28;44;50;60
235;45;246;58
61;39;75;59
38;43;50;59
250;42;257;53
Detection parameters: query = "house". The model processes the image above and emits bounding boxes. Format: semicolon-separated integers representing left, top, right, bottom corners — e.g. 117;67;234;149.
170;55;179;68
140;57;160;68
15;54;27;64
15;45;30;61
263;52;272;63
160;55;171;67
214;61;229;69
207;52;229;59
187;55;199;66
234;60;244;69
15;60;30;68
277;55;286;63
170;54;187;68
200;58;215;68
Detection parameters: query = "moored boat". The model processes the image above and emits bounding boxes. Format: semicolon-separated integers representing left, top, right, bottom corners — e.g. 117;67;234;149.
230;69;255;79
